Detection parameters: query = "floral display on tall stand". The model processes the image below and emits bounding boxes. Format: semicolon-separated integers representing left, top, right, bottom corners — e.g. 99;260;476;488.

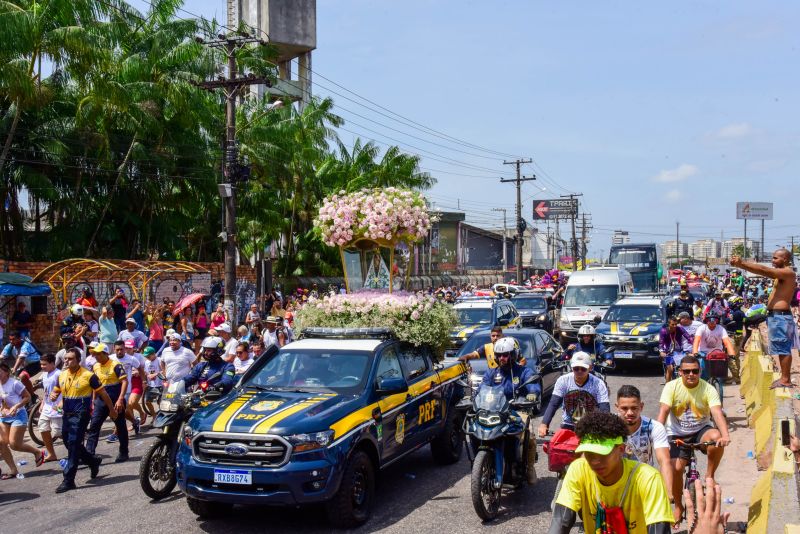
314;188;432;293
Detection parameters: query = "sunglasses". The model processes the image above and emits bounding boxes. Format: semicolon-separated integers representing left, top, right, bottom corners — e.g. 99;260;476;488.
681;368;701;375
572;367;588;372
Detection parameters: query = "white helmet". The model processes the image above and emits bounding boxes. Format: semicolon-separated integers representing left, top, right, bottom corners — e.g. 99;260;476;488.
577;324;596;336
200;336;225;359
494;337;519;361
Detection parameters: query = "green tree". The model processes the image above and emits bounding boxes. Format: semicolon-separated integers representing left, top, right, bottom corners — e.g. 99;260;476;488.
731;244;751;258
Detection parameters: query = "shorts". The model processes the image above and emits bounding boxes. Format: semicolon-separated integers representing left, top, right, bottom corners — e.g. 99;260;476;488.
131;375;144;395
0;409;29;427
38;413;63;435
669;425;715;460
767;314;800;356
196;328;208;340
20;361;41;378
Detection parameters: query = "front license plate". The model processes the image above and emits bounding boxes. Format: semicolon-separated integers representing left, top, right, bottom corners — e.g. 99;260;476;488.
214;469;252;485
615;351;633;359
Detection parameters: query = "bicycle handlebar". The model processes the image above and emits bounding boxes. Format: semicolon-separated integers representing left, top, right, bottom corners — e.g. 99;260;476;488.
669;439;718;449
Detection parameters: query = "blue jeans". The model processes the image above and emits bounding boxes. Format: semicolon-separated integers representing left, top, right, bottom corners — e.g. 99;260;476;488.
62;412;93;484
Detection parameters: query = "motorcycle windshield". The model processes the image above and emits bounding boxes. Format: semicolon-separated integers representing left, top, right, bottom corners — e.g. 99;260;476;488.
167;380;186;395
474;385;509;412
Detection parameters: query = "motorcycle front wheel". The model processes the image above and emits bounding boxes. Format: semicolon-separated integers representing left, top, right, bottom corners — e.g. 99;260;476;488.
139;438;177;500
471;449;501;521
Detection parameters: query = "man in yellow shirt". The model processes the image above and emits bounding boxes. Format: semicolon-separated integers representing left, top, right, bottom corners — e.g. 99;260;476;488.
548;411;673;534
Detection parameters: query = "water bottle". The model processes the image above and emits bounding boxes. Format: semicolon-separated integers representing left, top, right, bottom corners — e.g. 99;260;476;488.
724;497;735;504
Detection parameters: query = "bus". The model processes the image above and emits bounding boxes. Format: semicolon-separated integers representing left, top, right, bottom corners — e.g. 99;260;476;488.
608;243;660;292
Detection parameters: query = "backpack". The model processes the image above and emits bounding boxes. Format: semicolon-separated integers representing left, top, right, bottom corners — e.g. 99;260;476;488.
543;428;579;472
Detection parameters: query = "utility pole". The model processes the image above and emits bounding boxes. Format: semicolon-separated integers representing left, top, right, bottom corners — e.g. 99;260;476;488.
195;31;270;324
676;221;681;269
580;213;592;269
561;193;582;272
500;158;534;283
492;208;508;276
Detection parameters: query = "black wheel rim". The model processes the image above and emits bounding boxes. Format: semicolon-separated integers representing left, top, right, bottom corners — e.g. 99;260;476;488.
480;456;499;515
148;443;173;490
351;467;367;508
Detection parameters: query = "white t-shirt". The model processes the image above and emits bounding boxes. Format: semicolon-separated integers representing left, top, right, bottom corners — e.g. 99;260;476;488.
681;320;703;352
624;416;669;467
234;356;254;375
117;328;148;349
161;346;196;382
552;373;610;426
144;357;163;387
224;337;239;361
113;353;144;393
0;378;26;409
262;329;278;348
41;369;62;418
694;324;729;352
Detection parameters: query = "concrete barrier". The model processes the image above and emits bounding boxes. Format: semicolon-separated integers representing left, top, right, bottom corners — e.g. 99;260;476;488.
741;331;800;533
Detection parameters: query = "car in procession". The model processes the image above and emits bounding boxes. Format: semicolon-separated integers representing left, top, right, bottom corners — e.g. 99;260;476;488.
448;296;520;354
594;295;667;363
512;293;555;333
176;327;468;527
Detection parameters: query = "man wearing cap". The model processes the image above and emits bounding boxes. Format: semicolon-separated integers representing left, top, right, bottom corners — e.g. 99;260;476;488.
160;332;197;383
548;411;673;534
55;331;85;370
117;316;148;350
85;343;129;463
261;317;279;348
214;323;238;363
538;352;610;438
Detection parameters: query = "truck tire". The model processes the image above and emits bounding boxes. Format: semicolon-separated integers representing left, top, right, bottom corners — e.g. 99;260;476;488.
186;497;232;519
325;450;375;528
431;407;463;465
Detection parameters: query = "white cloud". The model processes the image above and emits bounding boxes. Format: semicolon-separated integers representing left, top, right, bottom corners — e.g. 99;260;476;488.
665;189;682;202
712;122;753;139
651;164;698;183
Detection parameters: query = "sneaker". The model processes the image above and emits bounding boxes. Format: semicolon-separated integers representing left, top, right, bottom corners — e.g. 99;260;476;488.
89;456;102;479
55;480;76;493
114;454;129;464
105;434;118;443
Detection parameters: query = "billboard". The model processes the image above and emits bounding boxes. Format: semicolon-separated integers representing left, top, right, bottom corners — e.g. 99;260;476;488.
532;199;578;220
736;202;773;220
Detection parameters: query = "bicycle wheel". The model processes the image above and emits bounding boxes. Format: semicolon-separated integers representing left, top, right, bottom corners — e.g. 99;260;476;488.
27;400;44;446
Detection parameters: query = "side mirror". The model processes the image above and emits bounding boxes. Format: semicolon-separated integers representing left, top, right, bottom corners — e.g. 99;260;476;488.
376;377;408;395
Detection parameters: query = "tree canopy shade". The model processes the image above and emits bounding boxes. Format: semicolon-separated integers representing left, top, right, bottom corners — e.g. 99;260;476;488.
0;0;433;276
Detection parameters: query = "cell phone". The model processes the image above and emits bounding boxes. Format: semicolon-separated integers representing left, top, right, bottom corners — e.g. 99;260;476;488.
781;419;791;447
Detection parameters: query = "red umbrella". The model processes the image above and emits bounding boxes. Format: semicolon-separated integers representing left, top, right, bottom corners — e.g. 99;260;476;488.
172;293;207;315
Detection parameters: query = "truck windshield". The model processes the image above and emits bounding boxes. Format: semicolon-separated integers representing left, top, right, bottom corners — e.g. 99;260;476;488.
564;285;618;307
455;308;492;325
609;248;656;269
243;349;372;393
604;305;662;323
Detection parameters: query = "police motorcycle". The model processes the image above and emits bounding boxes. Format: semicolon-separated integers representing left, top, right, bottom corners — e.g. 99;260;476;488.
460;338;538;521
139;338;227;500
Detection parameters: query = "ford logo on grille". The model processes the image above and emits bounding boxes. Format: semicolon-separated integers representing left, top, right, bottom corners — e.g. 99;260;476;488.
224;443;249;456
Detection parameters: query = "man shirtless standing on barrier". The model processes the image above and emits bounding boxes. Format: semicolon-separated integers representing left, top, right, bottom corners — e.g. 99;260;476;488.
731;248;796;389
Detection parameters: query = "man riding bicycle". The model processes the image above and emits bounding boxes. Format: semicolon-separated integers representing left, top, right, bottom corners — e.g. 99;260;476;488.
656;355;730;526
538;352;610;438
690;312;736;380
658;316;693;384
565;325;613;366
478;337;540;483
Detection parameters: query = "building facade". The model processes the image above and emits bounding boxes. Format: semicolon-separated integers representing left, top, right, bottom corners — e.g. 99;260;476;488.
688;239;721;260
660;240;689;261
721;238;761;259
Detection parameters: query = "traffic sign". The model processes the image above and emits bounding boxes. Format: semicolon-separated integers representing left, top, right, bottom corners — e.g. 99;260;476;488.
532;199;578;220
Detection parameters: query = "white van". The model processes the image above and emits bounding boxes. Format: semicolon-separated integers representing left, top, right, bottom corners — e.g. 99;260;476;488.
558;266;633;344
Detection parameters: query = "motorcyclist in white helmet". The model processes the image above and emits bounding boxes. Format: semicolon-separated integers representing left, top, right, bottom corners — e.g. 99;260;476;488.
566;324;612;365
182;336;236;395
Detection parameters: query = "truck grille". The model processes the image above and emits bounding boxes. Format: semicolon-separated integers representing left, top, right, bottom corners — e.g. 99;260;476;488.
192;432;291;467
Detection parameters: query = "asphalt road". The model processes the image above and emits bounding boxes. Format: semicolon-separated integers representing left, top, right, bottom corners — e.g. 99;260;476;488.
1;364;694;534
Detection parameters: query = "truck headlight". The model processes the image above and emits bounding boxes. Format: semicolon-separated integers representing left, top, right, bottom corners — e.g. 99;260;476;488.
287;430;335;453
537;314;547;321
560;316;571;329
181;424;194;445
649;333;660;342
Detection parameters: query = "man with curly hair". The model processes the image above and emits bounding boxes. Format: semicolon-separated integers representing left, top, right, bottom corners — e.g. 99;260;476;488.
548;411;673;534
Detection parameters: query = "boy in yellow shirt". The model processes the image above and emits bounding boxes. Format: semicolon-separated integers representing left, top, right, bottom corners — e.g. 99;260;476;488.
548;411;673;534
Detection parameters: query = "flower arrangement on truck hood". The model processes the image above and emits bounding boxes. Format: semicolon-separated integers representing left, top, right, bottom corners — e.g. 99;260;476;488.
295;291;457;360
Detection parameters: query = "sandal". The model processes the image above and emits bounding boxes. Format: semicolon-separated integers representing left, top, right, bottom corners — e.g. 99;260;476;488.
769;379;794;389
0;473;16;480
35;449;46;467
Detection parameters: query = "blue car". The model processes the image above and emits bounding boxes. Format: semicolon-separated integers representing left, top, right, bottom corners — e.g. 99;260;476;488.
594;296;667;362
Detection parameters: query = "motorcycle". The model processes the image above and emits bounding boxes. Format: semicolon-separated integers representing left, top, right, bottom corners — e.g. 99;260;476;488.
138;375;222;500
462;375;537;521
558;348;615;388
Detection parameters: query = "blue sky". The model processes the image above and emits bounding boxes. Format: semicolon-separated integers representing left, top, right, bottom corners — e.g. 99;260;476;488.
136;0;800;257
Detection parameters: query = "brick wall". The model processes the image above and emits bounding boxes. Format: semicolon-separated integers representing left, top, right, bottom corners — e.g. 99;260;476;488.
1;259;257;353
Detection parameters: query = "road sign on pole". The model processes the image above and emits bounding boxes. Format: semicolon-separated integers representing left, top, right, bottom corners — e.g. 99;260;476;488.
532;199;578;220
736;202;773;220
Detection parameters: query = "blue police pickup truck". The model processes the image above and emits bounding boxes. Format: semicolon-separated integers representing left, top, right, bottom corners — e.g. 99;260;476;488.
176;327;468;527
